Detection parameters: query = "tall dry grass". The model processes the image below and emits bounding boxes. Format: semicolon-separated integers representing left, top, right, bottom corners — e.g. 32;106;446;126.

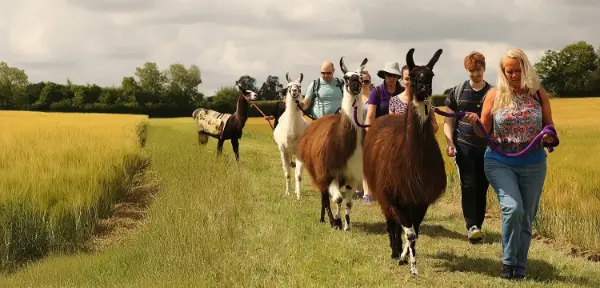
0;111;149;270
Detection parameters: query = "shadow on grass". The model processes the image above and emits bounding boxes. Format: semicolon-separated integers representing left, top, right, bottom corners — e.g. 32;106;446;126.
432;251;599;287
353;221;387;235
352;223;503;245
419;224;502;244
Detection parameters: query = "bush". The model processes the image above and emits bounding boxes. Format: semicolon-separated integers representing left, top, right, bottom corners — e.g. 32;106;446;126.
431;94;447;107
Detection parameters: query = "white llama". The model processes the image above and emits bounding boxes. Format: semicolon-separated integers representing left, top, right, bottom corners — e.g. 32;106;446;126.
273;72;309;200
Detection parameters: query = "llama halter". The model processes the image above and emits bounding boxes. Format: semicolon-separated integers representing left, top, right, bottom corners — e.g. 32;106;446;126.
432;107;560;157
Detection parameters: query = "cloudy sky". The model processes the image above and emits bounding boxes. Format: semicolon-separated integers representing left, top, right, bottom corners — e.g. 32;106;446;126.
1;0;598;96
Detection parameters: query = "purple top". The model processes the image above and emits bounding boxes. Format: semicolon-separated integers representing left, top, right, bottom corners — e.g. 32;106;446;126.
367;81;404;118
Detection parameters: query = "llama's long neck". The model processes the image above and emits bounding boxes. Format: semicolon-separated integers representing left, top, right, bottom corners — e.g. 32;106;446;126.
286;93;299;115
235;96;249;128
407;95;433;142
340;88;362;145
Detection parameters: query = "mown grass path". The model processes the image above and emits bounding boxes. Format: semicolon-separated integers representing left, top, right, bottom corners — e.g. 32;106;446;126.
0;115;599;287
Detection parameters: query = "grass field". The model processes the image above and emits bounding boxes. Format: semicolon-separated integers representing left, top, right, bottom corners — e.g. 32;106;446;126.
0;111;149;271
0;98;599;287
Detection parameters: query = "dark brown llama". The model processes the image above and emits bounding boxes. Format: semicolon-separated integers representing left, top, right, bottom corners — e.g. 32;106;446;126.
363;48;446;276
296;57;368;231
192;84;258;161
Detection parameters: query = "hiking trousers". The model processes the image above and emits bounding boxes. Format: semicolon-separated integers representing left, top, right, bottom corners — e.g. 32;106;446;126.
454;142;490;230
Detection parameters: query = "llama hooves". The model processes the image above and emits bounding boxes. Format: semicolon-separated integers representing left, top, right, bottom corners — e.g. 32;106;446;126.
333;218;343;229
398;259;408;265
290;161;296;168
411;268;419;277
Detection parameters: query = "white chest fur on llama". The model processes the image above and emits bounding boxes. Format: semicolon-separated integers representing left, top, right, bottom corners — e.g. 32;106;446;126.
273;72;309;200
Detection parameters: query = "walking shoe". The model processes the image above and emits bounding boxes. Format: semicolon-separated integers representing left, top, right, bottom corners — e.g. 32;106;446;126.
467;226;483;243
362;194;372;205
513;266;526;280
500;264;514;279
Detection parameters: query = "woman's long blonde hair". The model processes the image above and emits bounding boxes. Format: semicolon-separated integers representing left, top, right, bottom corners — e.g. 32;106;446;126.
492;48;541;113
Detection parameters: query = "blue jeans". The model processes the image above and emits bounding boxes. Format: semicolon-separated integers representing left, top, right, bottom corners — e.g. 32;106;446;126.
484;157;547;270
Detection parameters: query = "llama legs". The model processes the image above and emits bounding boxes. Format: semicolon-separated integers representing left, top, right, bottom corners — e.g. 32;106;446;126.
217;139;225;155
320;191;335;227
343;186;353;231
231;138;239;161
328;179;344;229
279;149;292;197
294;158;304;200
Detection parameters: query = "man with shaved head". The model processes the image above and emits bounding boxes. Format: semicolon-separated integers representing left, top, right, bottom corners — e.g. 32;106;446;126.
300;60;344;119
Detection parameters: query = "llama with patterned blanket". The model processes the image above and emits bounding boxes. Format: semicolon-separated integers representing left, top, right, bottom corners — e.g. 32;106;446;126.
192;108;232;139
193;84;258;161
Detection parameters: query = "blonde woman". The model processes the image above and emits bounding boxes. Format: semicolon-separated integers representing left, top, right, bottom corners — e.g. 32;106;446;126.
360;70;373;121
464;48;557;280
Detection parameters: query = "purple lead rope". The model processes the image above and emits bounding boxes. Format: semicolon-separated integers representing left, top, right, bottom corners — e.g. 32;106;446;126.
351;105;559;158
432;107;559;158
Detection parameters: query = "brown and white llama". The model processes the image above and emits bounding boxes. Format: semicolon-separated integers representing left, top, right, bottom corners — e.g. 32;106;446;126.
296;57;368;231
362;48;446;276
273;72;309;199
192;84;258;161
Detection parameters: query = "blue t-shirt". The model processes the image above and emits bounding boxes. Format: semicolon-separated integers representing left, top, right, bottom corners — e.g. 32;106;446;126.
305;78;344;119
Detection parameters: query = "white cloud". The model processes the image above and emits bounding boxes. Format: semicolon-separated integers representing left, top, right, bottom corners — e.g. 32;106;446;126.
0;0;598;96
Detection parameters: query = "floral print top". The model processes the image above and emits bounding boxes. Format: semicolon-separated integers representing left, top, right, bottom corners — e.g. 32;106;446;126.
389;93;409;114
491;92;544;154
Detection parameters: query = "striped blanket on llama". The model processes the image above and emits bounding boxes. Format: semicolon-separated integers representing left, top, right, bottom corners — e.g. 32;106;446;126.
192;108;232;139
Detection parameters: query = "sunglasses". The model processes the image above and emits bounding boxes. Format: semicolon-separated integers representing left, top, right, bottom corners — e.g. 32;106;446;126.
362;80;371;84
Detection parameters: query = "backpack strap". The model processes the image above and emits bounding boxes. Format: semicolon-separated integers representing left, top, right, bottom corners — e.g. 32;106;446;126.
336;78;344;94
454;80;466;105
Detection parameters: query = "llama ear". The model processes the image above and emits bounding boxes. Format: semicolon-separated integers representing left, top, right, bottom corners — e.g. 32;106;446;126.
237;84;245;93
286;72;291;83
340;57;348;74
359;58;368;71
426;49;443;70
407;48;416;71
298;73;303;83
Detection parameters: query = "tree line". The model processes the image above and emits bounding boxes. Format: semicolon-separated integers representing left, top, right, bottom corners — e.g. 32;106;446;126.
1;41;599;118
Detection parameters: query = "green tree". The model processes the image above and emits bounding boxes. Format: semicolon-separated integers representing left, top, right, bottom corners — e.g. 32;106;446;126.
134;62;167;104
0;62;29;108
164;64;203;107
258;75;284;100
534;41;598;96
235;75;258;93
210;85;240;113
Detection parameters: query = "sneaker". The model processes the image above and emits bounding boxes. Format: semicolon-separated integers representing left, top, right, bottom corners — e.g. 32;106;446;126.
500;264;514;279
513;266;526;280
468;226;483;243
363;195;372;205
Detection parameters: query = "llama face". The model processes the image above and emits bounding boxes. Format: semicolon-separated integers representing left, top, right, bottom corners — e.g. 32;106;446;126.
406;48;443;102
237;84;258;101
285;72;304;99
340;57;368;96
